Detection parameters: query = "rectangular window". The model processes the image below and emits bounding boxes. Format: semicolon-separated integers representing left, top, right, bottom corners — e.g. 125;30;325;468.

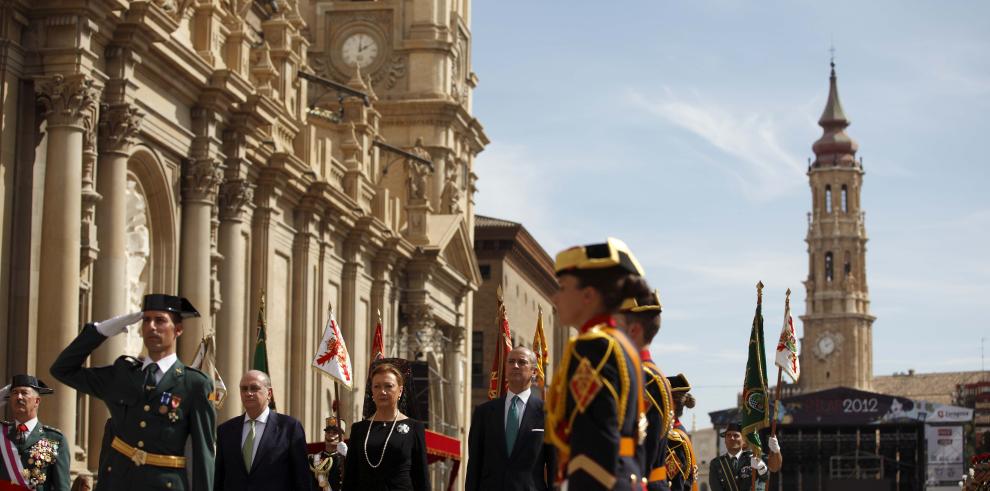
471;332;485;388
479;264;491;280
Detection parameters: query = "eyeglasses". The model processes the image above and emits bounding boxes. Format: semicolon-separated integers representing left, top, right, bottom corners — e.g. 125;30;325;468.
506;359;530;367
239;385;267;393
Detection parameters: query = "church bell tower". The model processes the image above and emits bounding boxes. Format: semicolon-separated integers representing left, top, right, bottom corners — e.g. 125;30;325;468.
798;62;876;392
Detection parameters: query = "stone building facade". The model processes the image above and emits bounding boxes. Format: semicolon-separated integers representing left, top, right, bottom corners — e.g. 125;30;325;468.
0;0;487;485
471;215;564;410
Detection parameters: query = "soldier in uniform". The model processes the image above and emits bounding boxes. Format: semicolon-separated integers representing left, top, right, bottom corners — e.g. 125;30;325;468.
50;294;215;491
545;238;652;490
708;422;769;491
0;375;70;490
617;290;674;491
665;374;697;491
310;417;347;491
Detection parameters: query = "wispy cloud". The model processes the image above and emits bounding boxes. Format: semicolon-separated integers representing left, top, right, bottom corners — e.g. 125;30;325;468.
652;342;697;355
626;87;807;202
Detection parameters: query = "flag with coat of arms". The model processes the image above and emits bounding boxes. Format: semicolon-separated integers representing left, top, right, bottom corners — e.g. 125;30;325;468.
313;306;354;389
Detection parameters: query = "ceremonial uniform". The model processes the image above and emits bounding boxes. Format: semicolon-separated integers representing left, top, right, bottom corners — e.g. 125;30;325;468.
51;323;215;490
665;374;697;491
641;351;674;491
709;449;768;491
0;375;70;491
546;314;645;490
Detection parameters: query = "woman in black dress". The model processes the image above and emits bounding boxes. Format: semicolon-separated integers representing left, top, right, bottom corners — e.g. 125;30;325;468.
343;363;430;491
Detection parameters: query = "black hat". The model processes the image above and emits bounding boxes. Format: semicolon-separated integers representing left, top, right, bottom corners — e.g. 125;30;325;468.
10;375;54;395
323;416;345;433
720;422;742;437
667;373;691;393
142;294;200;319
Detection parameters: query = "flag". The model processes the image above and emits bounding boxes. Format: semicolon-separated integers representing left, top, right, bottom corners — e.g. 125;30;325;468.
313;307;354;389
253;291;276;409
190;335;228;409
371;311;385;362
741;282;770;458
533;305;549;389
487;286;513;400
774;289;801;383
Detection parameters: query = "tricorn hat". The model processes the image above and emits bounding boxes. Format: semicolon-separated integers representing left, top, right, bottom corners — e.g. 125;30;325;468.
720;421;742;436
10;374;54;395
554;238;644;277
142;294;200;319
667;373;691;393
324;416;345;433
620;289;663;314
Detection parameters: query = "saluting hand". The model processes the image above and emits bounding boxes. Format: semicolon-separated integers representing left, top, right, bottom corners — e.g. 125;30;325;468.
95;311;144;337
0;384;9;409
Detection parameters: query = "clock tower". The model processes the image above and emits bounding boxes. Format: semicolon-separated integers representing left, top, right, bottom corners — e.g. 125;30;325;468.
798;63;876;392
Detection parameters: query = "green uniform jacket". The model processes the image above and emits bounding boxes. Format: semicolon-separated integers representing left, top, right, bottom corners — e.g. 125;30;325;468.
0;421;70;491
50;324;215;491
708;451;768;491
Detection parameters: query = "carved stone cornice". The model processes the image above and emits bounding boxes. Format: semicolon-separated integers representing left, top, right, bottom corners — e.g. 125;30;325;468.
99;103;144;154
36;73;101;129
182;159;224;203
218;179;254;221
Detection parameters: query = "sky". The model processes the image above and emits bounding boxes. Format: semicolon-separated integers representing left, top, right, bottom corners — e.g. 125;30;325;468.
469;1;990;428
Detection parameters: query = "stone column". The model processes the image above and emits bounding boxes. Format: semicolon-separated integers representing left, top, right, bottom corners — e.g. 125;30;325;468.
35;73;100;449
179;159;223;357
87;102;142;470
215;179;253;421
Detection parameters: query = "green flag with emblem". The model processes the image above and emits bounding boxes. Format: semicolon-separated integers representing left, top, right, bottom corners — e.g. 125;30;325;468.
253;290;276;409
741;282;769;458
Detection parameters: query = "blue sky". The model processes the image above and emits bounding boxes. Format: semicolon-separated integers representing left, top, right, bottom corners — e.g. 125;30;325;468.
470;1;990;428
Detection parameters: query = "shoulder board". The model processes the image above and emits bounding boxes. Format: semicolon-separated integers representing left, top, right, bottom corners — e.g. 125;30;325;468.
182;365;211;382
42;425;63;436
115;355;142;368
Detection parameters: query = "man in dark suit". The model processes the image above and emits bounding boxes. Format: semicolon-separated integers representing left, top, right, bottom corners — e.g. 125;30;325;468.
214;370;313;491
466;346;556;491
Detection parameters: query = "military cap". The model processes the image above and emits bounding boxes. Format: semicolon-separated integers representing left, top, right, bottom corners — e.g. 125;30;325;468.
324;416;345;434
619;289;662;313
719;421;742;436
667;373;691;393
9;374;54;395
142;293;201;319
554;237;644;276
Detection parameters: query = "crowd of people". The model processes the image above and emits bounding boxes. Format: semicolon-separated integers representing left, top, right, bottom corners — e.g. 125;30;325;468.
1;238;785;490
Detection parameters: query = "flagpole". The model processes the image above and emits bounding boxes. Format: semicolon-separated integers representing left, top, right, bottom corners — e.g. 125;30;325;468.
766;289;790;491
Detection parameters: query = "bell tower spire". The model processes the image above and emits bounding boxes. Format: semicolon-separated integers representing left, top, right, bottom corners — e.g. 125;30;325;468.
798;62;876;392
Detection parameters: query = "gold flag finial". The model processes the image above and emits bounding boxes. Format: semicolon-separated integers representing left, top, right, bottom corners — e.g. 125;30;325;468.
785;288;791;307
756;281;764;304
496;285;503;302
377;309;382;322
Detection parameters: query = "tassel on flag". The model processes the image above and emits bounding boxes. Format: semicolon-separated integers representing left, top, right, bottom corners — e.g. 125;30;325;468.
313;305;354;389
774;289;801;383
191;335;228;409
533;305;549;389
741;282;770;459
371;310;385;362
488;286;513;400
252;291;276;410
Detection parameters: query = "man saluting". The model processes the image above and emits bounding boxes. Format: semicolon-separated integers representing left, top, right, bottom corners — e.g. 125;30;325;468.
50;294;215;491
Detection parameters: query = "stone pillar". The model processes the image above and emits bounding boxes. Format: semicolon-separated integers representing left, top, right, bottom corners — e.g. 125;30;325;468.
35;73;100;449
87;102;142;470
179;159;222;357
289;205;321;419
215;178;253;421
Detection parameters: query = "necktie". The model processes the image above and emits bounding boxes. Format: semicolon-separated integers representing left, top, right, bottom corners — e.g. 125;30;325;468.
505;395;520;454
145;363;159;390
13;424;27;445
242;419;256;470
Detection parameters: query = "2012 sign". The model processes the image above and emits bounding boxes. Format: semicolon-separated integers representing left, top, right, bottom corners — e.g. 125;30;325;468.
842;398;879;413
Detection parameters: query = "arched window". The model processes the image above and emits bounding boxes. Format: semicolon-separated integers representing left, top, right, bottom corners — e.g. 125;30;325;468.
825;185;833;213
825;252;834;282
844;251;852;277
841;185;848;213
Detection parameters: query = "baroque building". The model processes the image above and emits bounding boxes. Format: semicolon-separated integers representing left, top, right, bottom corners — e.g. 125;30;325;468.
0;0;486;486
797;62;876;392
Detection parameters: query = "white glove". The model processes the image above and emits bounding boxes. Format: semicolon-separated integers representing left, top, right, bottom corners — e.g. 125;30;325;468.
769;435;780;453
751;456;768;475
95;311;144;337
336;441;348;457
0;384;9;409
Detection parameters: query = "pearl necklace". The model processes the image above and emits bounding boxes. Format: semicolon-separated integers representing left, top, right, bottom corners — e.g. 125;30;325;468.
363;414;399;469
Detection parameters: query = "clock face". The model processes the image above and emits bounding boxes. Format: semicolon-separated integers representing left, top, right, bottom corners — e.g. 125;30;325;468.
341;33;379;69
817;335;835;356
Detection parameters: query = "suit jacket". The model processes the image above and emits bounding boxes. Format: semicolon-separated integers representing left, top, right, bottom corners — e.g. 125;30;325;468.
214;412;314;491
0;420;70;491
466;393;556;491
51;324;215;491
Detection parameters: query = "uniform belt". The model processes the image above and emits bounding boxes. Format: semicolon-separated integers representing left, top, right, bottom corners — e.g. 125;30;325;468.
111;436;186;469
619;437;635;457
649;466;668;482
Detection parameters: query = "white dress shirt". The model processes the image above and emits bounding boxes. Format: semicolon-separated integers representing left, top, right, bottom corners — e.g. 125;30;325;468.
504;387;532;428
141;353;178;384
241;406;271;467
14;417;38;434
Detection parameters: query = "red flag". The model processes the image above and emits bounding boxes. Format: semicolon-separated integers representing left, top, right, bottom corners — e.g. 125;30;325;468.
371;311;385;362
487;287;513;400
